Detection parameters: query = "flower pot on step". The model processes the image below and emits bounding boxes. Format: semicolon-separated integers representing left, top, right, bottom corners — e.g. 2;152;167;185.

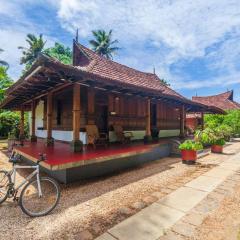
181;150;197;164
211;144;223;153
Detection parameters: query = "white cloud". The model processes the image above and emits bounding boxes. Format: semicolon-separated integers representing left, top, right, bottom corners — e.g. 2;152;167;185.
56;0;240;89
1;0;240;91
173;71;240;90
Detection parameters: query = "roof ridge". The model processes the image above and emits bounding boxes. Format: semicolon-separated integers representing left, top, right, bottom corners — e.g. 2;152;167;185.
192;90;233;100
76;42;157;77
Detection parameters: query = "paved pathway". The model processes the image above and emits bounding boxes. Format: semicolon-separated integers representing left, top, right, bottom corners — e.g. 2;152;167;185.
96;152;240;240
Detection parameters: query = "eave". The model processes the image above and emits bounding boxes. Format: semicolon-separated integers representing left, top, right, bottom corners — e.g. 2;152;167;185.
0;54;225;115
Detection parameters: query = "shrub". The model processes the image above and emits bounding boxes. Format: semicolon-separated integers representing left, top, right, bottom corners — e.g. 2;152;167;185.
0;111;20;137
215;124;233;141
204;114;225;129
204;110;240;136
214;138;226;146
223;110;240;136
179;140;203;151
195;128;215;145
195;127;226;146
0;111;29;138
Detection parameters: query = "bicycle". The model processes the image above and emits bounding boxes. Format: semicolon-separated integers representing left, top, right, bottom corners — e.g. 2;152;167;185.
0;151;60;217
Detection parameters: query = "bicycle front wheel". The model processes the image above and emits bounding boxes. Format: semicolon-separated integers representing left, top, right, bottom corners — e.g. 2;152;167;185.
19;177;60;217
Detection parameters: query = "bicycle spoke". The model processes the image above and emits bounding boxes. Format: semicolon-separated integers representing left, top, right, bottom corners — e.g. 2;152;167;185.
20;177;60;217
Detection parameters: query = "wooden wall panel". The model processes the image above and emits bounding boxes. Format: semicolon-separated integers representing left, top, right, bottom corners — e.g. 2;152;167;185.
43;85;181;132
156;101;180;130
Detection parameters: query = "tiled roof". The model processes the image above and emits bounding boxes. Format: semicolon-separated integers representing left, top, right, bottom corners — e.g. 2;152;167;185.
0;41;225;114
192;90;240;110
74;42;185;99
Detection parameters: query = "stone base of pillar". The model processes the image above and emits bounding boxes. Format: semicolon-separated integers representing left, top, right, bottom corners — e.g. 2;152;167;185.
70;140;83;152
144;135;152;144
45;137;54;146
30;135;37;142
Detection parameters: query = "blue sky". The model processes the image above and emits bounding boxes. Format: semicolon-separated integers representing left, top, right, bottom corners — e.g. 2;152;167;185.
0;0;240;101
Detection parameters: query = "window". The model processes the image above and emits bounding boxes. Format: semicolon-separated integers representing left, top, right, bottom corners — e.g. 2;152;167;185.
57;100;62;125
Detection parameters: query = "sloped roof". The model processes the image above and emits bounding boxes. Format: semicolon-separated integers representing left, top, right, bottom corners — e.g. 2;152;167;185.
0;41;224;114
73;42;184;99
192;90;240;110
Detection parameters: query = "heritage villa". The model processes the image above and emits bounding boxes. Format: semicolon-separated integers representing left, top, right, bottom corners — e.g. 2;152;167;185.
0;40;223;183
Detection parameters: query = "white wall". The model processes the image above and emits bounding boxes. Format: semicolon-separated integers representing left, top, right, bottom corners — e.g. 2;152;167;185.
35;130;87;144
109;129;180;142
31;100;87;143
30;101;179;144
159;129;180;138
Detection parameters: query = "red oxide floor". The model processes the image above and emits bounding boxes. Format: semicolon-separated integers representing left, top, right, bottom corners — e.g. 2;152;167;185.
14;139;166;167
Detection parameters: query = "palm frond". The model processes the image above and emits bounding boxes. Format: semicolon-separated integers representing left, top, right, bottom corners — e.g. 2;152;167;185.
89;29;120;59
89;40;99;48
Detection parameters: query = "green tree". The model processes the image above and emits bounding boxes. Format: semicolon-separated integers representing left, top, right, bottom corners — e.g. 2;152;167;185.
18;34;46;68
0;49;9;69
89;29;120;59
44;42;72;64
0;66;13;103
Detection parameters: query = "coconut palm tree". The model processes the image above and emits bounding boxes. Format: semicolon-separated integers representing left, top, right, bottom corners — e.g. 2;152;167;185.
89;30;120;59
0;49;9;69
18;34;46;67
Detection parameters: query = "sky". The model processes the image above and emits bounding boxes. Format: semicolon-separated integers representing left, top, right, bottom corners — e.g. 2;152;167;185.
0;0;240;101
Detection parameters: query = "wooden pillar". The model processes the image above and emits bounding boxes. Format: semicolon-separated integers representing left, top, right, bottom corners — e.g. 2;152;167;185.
19;106;25;142
144;98;152;143
180;105;185;138
87;88;95;124
30;100;37;142
46;92;54;146
201;112;204;130
71;83;83;152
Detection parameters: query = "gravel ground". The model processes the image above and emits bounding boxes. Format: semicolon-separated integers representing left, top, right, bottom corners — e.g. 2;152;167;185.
192;176;240;240
1;140;240;240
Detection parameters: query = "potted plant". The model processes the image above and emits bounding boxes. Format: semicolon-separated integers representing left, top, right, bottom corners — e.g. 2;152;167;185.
211;138;225;153
195;128;213;147
179;140;203;164
195;127;225;154
215;124;233;142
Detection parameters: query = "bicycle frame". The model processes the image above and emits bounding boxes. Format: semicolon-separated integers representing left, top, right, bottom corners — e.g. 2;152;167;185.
8;164;42;197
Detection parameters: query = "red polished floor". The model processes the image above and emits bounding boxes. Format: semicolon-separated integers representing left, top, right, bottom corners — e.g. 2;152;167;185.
14;139;165;167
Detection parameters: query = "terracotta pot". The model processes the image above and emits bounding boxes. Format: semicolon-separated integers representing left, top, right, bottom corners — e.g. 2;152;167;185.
181;150;197;164
211;145;223;153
